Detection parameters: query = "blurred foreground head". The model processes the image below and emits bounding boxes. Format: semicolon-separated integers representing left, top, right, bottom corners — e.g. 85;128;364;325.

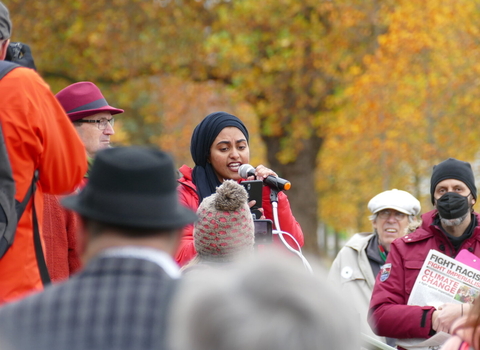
169;251;360;350
0;1;11;41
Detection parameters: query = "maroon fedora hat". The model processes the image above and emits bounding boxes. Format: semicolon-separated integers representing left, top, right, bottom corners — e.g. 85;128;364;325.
56;81;124;122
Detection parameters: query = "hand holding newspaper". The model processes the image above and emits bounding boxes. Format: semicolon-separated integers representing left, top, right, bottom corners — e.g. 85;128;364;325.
396;249;480;350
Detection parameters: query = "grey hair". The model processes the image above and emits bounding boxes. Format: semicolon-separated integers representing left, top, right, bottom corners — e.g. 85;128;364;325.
169;250;360;350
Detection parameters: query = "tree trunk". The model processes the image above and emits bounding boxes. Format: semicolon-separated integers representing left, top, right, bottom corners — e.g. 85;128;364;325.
262;135;323;256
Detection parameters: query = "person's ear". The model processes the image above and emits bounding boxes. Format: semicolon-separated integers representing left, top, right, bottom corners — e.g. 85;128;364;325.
77;217;90;263
372;218;378;231
167;228;183;256
0;39;10;60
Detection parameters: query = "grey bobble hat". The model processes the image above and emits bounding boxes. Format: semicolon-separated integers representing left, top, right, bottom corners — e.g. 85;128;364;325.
194;180;254;263
0;2;11;40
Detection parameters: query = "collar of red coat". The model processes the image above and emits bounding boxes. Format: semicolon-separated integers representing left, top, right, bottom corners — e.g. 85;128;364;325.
178;164;193;182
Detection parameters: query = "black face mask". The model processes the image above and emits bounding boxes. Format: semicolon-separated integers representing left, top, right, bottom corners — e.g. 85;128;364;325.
436;192;471;220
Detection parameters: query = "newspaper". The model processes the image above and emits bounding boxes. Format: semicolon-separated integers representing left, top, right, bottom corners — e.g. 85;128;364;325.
396;249;480;350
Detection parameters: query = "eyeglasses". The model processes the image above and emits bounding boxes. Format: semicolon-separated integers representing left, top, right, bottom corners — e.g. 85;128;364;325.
76;118;115;130
377;209;407;221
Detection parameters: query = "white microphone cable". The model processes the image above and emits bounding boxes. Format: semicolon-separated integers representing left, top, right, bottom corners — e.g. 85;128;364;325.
271;201;313;273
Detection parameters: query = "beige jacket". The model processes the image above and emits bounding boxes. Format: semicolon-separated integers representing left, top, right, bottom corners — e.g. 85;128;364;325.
328;232;387;344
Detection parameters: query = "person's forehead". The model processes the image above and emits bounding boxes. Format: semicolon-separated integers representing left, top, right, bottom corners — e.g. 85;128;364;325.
80;111;113;120
435;178;468;190
213;127;247;144
216;126;246;137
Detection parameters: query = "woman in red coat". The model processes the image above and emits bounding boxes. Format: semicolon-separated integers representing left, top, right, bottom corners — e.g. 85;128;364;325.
175;111;304;266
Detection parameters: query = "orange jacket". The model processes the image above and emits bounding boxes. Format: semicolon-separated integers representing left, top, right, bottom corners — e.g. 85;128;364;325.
0;67;87;304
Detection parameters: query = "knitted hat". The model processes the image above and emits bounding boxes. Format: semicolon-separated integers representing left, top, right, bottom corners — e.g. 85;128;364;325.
194;180;254;263
430;158;477;204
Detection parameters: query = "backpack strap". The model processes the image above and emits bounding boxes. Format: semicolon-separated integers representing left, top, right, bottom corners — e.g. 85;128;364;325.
13;167;50;285
15;171;37;218
0;61;20;80
29;170;50;285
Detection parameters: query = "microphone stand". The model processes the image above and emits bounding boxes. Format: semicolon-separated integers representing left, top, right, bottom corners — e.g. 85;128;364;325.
269;188;313;273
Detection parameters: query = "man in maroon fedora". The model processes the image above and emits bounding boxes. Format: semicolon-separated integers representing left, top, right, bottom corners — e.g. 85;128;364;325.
42;81;124;283
57;81;124;161
0;1;88;303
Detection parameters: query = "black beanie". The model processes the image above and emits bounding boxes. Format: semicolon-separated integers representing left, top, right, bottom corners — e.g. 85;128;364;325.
430;158;477;204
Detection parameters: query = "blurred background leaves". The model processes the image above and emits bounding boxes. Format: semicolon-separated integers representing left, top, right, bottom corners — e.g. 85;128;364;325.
5;0;480;257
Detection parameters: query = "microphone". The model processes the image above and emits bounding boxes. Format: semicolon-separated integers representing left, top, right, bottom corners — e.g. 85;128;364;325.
238;164;291;191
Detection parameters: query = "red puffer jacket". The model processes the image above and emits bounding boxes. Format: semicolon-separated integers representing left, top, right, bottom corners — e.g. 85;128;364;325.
175;165;304;266
369;210;480;341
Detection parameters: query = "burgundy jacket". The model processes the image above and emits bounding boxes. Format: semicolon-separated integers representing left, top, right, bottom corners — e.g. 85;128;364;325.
175;165;304;266
43;194;82;282
369;210;480;340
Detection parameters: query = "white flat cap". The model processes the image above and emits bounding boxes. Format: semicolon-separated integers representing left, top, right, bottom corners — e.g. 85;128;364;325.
368;189;421;216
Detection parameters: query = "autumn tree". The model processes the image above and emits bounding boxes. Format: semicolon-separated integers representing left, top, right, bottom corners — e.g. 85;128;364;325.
321;0;480;237
4;0;219;154
6;0;389;254
186;0;389;253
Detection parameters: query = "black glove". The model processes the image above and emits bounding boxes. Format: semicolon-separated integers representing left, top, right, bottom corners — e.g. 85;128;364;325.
5;42;37;71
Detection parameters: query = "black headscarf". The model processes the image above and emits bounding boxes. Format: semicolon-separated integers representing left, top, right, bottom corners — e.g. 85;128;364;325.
191;112;249;203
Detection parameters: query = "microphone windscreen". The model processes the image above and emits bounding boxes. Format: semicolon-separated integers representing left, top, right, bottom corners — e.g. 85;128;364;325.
238;164;255;179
